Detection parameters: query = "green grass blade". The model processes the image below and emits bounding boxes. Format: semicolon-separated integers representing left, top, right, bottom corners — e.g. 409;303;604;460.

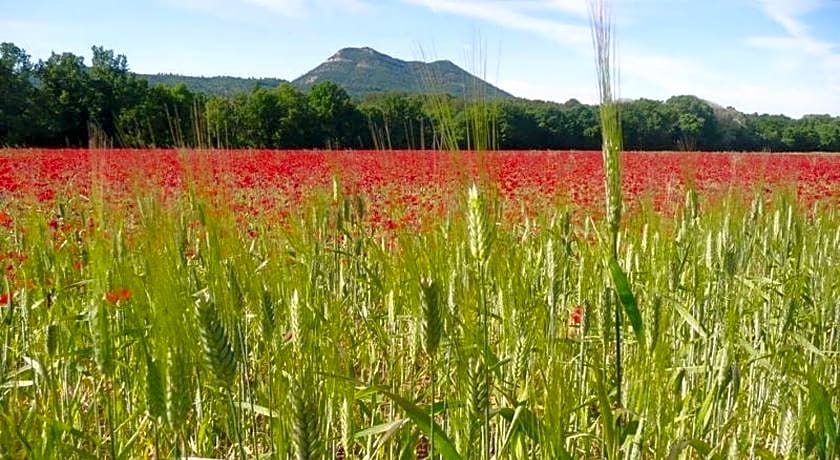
608;256;644;346
363;385;462;460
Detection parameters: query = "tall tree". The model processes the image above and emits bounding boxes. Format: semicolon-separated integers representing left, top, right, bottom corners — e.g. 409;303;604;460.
274;83;314;148
87;46;148;144
621;99;672;150
0;42;35;145
308;81;364;148
35;52;90;146
664;95;717;150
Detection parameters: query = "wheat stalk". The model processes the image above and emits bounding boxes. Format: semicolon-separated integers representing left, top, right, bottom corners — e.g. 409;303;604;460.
145;351;166;420
292;377;319;460
195;296;237;389
420;277;442;358
89;301;114;376
467;184;494;266
589;0;622;256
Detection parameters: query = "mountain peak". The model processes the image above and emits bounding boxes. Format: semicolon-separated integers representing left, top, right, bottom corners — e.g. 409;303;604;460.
329;47;390;62
294;47;513;99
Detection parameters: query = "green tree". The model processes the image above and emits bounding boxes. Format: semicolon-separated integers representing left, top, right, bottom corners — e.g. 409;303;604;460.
805;115;840;151
0;42;36;145
205;95;242;148
274;83;314;147
308;81;364;148
241;87;283;147
621;99;672;150
562;99;600;149
750;114;790;151
87;46;148;144
782;123;820;151
664;95;717;150
35;52;91;146
497;101;542;149
360;93;430;149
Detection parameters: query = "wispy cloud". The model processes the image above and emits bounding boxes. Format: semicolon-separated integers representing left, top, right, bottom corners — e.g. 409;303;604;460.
167;0;370;19
518;0;590;18
405;0;839;116
747;0;840;112
404;1;716;97
243;0;308;16
404;0;591;49
749;0;837;58
755;0;822;36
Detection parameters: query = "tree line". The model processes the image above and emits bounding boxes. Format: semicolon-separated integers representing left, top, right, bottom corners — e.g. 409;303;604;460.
2;43;839;151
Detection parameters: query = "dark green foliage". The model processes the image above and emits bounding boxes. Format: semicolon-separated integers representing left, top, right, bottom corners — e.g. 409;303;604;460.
0;43;36;145
307;81;366;148
2;42;840;151
139;73;286;96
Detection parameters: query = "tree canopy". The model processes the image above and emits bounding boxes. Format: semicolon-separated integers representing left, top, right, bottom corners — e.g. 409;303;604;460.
2;42;839;152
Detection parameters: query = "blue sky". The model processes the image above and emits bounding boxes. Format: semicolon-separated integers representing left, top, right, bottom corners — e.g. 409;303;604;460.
2;0;839;117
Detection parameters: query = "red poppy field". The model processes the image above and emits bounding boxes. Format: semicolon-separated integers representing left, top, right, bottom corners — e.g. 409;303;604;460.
1;148;839;458
3;149;840;226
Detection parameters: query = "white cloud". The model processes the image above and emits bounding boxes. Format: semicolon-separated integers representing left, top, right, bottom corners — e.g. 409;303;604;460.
750;0;837;59
746;0;840;114
405;0;840;116
245;0;371;15
166;0;369;18
517;0;590;18
404;0;591;49
243;0;308;16
755;0;822;36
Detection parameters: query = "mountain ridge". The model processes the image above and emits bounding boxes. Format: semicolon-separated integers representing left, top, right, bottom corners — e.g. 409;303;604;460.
138;73;287;96
292;47;513;98
134;47;513;99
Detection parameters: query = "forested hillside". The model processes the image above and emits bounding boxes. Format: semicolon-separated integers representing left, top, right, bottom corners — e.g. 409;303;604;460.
139;74;287;96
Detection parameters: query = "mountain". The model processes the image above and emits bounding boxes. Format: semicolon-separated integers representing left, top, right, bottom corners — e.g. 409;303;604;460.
292;47;513;99
138;74;286;96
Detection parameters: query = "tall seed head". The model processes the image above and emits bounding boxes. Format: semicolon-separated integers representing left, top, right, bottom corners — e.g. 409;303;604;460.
166;347;193;430
685;188;700;222
420;277;442;358
46;322;59;356
290;289;301;353
589;0;623;255
195;296;237;390
467;357;490;444
340;397;353;455
291;376;319;460
261;287;276;340
467;184;493;265
145;352;166;420
89;301;114;376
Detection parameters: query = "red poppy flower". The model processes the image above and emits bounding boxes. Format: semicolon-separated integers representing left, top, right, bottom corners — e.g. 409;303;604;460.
0;292;9;305
0;211;12;228
570;305;583;326
37;189;55;202
104;288;131;304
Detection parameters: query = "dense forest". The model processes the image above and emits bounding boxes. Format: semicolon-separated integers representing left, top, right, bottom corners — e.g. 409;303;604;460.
2;43;839;151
